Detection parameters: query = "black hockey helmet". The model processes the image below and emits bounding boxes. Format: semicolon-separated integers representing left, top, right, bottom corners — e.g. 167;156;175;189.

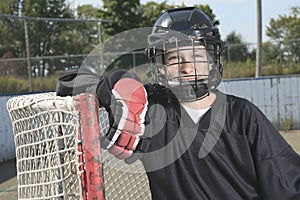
147;7;223;101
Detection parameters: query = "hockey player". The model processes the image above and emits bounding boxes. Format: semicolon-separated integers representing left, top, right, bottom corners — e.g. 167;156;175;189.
58;7;300;200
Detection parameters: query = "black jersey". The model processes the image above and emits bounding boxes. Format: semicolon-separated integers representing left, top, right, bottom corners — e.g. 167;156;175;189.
141;89;300;200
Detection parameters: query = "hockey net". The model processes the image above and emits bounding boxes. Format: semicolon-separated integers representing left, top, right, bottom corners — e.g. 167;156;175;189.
6;92;151;200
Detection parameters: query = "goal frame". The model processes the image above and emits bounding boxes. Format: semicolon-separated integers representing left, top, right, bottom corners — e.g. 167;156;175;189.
7;92;151;200
7;93;105;200
74;94;105;199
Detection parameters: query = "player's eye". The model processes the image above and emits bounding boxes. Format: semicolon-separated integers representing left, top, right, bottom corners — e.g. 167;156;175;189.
168;56;178;60
194;54;203;58
167;54;180;64
193;53;206;61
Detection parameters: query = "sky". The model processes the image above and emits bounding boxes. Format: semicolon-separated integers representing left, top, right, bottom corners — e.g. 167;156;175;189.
68;0;300;43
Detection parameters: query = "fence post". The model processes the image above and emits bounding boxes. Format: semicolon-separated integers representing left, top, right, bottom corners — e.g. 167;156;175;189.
255;0;262;77
227;46;232;79
24;19;33;92
98;21;104;71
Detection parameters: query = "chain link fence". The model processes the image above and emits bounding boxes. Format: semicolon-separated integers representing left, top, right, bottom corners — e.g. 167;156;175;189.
1;14;300;93
223;39;300;79
0;14;114;92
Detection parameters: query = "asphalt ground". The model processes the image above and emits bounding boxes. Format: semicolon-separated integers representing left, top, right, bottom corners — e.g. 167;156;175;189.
0;131;299;200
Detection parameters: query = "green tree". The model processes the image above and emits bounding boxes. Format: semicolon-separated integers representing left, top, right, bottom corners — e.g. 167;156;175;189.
0;0;27;77
266;6;300;63
96;0;149;71
262;41;280;65
77;4;101;20
65;5;101;53
140;1;173;27
0;0;25;58
21;0;74;76
224;31;249;62
100;0;142;37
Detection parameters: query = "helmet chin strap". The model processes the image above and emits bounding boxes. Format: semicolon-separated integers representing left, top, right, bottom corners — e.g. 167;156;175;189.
169;82;209;102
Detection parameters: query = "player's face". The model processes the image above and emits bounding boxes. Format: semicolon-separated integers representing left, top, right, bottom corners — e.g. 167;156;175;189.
162;45;213;81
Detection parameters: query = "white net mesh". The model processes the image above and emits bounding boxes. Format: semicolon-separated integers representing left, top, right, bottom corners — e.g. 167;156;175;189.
102;151;151;200
7;93;81;199
7;93;151;200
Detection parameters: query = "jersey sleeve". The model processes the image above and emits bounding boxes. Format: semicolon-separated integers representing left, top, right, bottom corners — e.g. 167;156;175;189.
245;101;300;199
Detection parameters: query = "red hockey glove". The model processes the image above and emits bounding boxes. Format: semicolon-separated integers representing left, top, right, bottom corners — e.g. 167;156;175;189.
96;71;148;163
106;78;148;159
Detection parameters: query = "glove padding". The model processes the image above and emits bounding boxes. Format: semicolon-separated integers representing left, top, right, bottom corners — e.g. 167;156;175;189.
107;78;148;159
97;70;148;162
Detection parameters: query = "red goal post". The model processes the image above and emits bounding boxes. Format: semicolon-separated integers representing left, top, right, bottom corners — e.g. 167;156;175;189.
6;92;151;200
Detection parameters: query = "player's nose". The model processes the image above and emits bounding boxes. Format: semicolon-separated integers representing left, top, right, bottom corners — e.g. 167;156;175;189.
179;57;195;74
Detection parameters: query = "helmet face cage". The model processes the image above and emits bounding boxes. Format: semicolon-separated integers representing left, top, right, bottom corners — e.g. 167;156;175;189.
150;38;222;88
147;7;223;101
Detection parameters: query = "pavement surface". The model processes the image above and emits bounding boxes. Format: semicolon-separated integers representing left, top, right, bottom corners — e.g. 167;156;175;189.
0;131;299;200
0;159;17;199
